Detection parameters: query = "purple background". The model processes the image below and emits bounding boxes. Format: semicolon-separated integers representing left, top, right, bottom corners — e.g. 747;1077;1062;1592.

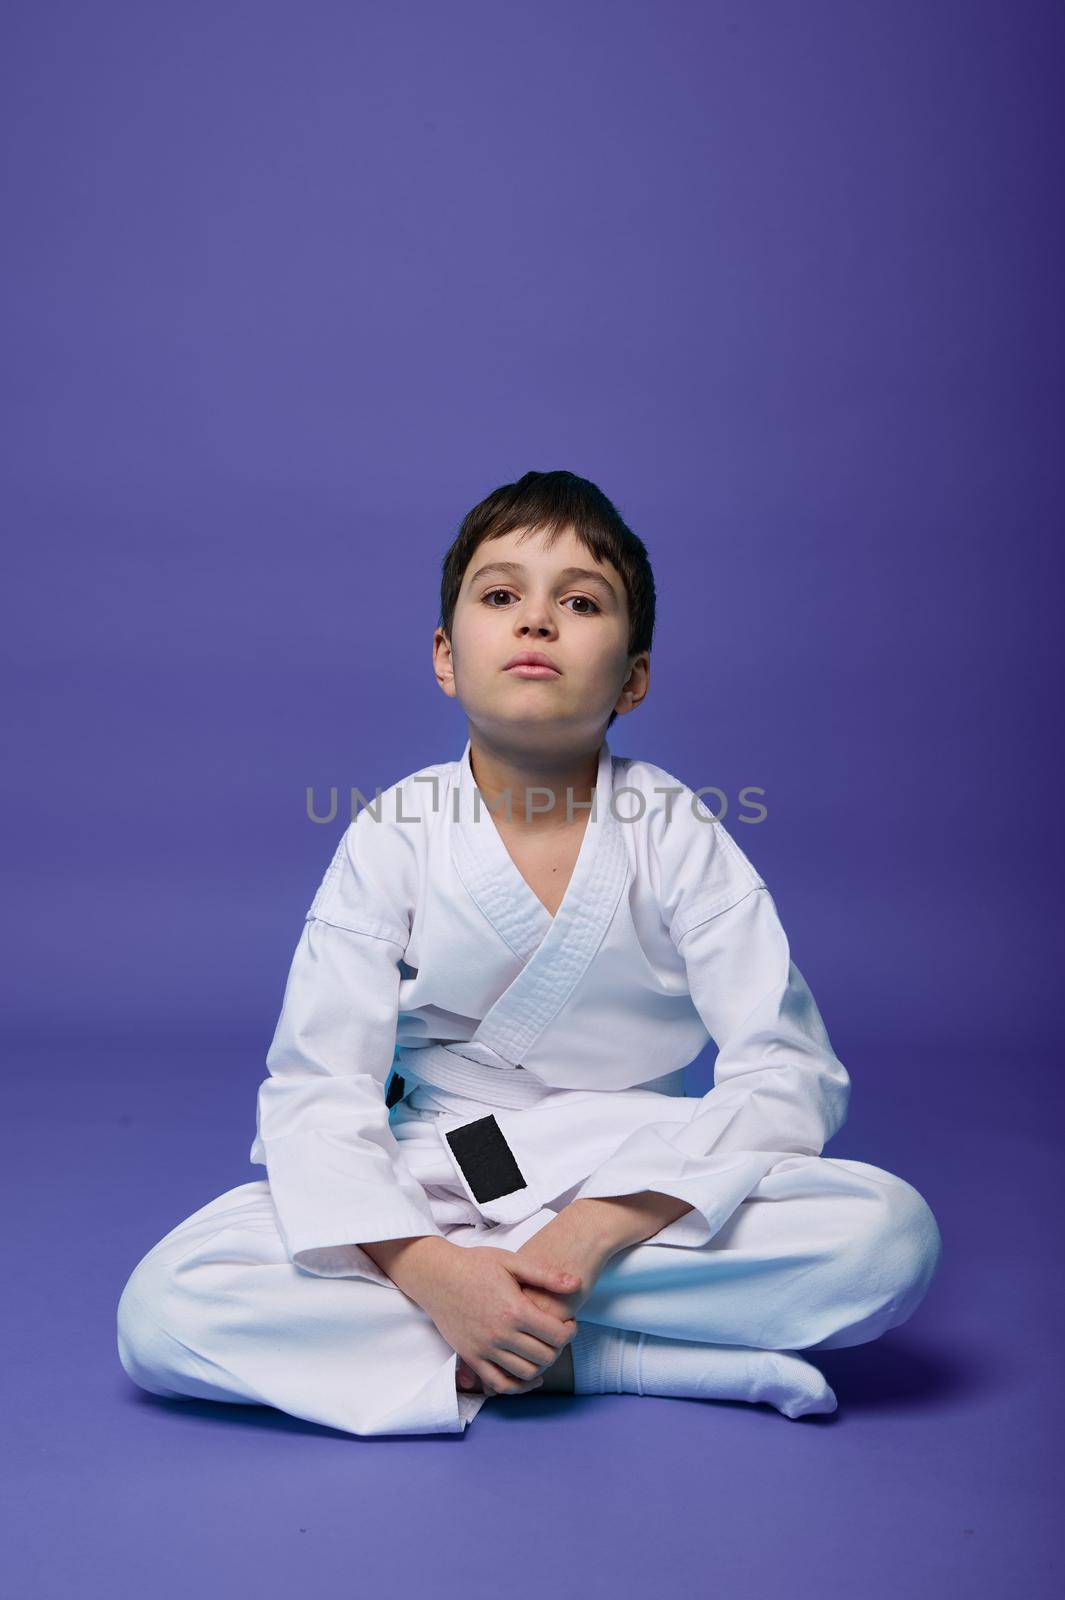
4;1;1062;1595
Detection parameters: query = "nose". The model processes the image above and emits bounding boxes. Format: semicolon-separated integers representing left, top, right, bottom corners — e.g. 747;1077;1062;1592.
514;590;558;638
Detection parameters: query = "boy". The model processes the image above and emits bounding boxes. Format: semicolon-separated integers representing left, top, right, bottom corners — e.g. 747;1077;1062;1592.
116;470;942;1437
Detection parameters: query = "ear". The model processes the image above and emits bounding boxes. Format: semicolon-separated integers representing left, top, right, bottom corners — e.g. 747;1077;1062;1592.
433;626;457;697
615;651;650;714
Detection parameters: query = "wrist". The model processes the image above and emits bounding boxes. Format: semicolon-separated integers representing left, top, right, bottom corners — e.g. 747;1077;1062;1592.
361;1233;456;1298
568;1192;695;1251
556;1197;641;1258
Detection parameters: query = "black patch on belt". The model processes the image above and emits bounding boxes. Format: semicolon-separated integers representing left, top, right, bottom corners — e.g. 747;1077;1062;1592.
385;1072;406;1109
446;1114;528;1202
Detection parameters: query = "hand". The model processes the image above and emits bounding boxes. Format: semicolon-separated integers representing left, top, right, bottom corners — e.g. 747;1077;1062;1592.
413;1242;583;1398
455;1206;618;1394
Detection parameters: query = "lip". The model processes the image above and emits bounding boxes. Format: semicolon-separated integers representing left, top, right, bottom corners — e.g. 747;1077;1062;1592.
503;651;561;676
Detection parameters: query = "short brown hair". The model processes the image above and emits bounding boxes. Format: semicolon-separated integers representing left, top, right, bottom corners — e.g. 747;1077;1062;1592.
439;470;655;730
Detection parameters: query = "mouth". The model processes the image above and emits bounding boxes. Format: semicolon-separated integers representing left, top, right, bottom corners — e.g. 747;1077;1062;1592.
503;652;562;677
504;663;562;679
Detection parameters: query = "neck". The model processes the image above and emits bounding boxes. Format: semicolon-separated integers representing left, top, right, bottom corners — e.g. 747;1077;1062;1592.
467;734;601;831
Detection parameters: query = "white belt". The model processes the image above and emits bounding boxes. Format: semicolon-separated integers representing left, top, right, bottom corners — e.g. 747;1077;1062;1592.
394;1042;686;1111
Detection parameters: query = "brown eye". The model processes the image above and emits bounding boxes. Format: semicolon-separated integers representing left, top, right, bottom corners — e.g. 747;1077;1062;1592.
565;596;601;615
482;588;513;606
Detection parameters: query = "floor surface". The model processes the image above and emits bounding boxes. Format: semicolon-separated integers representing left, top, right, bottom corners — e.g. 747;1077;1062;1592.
3;1028;1059;1599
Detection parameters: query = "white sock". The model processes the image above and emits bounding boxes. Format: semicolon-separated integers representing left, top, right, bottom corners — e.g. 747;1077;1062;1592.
569;1322;837;1420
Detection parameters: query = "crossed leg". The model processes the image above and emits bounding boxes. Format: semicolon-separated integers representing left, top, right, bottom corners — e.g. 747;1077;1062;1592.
577;1153;942;1352
462;1153;942;1398
116;1153;941;1437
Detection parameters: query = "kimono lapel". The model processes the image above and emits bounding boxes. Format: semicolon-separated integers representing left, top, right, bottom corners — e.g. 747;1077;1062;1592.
410;736;635;1228
449;736;631;1067
449;739;553;965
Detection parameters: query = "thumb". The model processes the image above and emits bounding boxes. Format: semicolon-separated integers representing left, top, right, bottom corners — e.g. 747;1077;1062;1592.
508;1256;582;1293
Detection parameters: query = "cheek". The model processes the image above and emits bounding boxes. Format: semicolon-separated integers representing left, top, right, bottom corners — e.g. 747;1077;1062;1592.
463;615;498;655
587;640;630;681
451;613;501;673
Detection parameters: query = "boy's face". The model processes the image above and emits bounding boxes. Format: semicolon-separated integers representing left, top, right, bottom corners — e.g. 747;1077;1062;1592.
434;524;649;744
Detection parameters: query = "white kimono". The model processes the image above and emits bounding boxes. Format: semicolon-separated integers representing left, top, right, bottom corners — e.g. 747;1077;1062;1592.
251;736;851;1277
116;738;942;1436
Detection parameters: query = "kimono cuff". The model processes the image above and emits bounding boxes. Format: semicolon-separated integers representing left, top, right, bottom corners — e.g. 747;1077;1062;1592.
259;1119;448;1281
280;1204;449;1285
570;1142;788;1250
261;1144;447;1284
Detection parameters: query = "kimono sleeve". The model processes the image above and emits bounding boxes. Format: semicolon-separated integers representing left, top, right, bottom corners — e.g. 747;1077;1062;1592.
570;799;851;1248
249;812;445;1285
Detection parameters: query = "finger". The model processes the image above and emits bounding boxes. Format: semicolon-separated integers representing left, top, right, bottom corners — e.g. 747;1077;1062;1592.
477;1358;544;1397
489;1344;545;1383
497;1330;562;1368
508;1258;583;1294
515;1286;568;1325
519;1306;580;1349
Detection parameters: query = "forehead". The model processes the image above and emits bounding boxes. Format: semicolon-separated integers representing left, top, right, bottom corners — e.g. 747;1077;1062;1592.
464;524;622;590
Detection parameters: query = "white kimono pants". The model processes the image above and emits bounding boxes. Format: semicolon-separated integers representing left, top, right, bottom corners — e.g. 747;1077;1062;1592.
116;1091;942;1438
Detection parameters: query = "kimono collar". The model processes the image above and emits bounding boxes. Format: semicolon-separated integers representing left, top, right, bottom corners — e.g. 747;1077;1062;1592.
451;735;625;964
